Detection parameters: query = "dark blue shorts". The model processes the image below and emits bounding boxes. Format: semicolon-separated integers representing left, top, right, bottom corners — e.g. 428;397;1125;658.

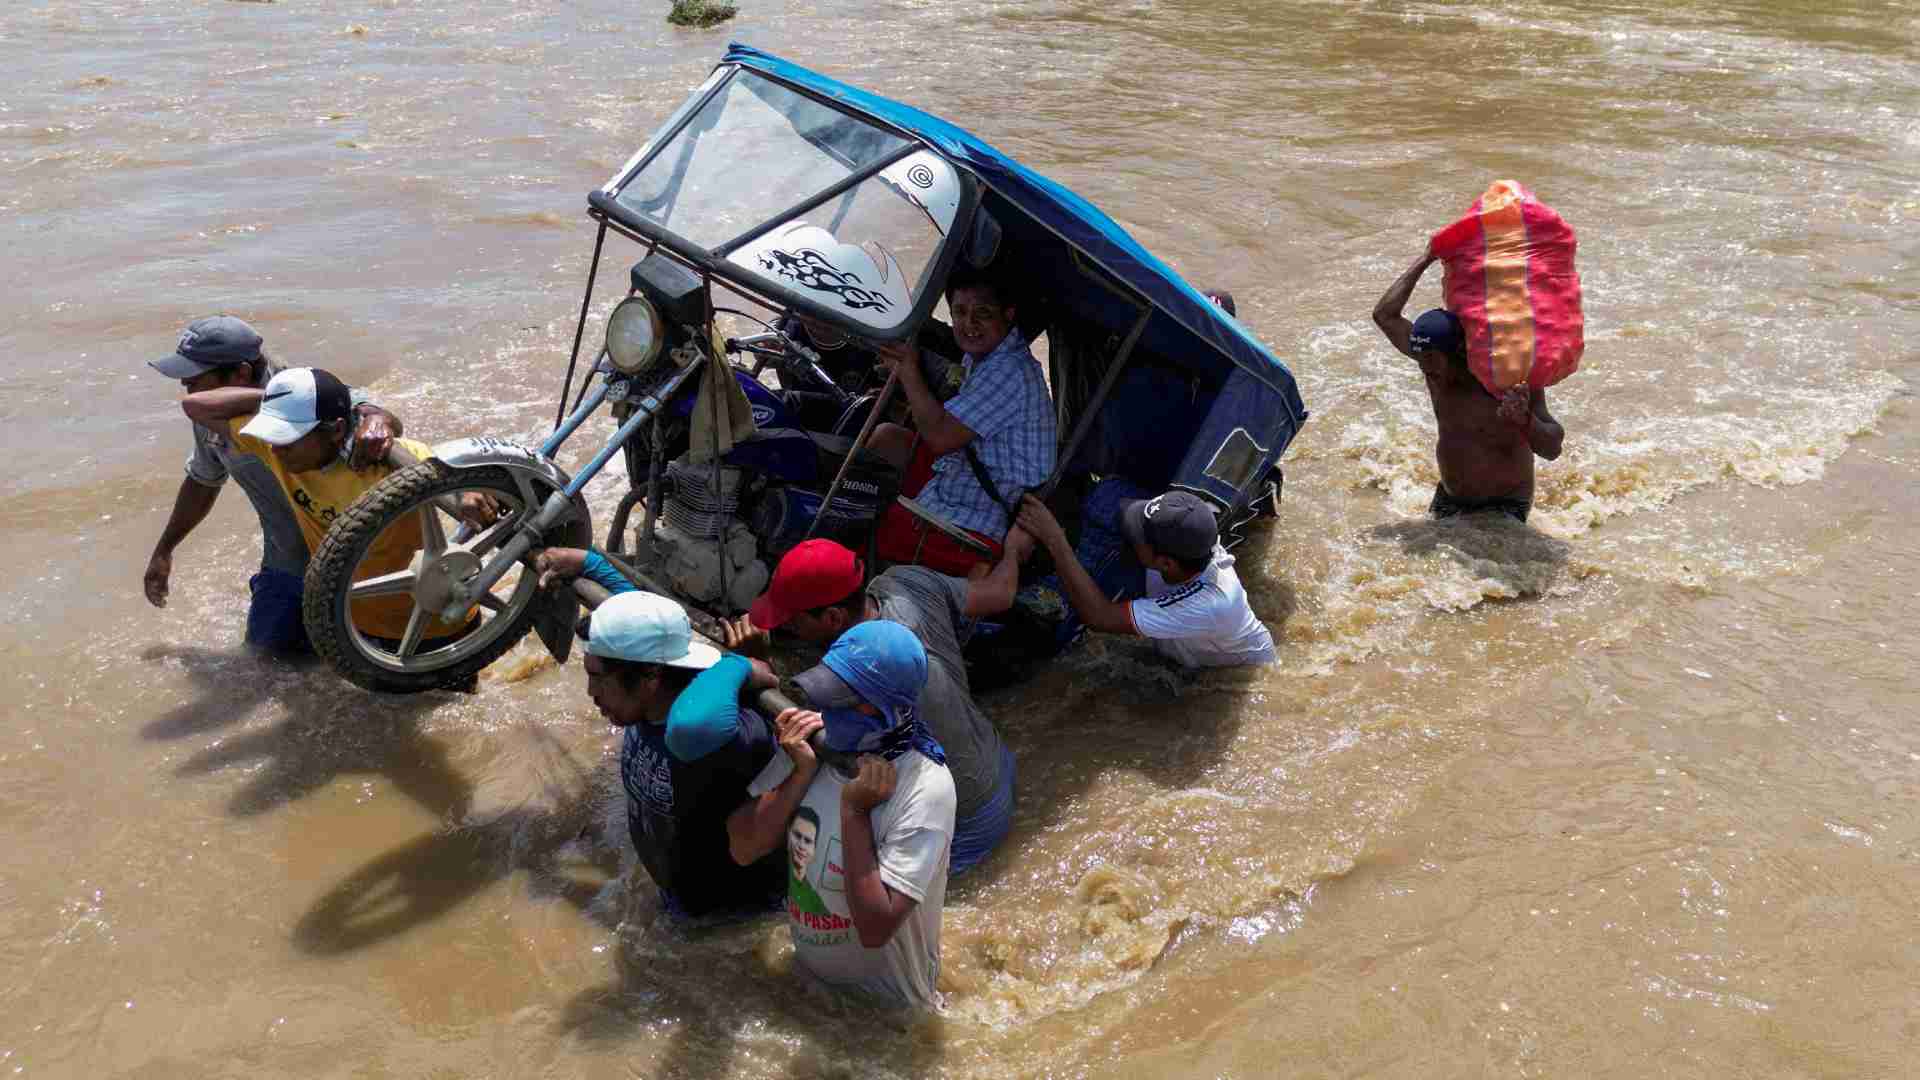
247;569;311;654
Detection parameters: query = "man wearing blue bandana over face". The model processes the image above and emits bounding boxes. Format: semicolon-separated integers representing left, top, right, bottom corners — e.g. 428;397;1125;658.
729;620;957;1010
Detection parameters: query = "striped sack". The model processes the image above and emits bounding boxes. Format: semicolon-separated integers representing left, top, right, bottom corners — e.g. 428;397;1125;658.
1429;180;1585;394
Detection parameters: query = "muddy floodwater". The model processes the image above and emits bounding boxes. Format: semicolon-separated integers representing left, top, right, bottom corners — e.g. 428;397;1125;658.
3;1;1917;1076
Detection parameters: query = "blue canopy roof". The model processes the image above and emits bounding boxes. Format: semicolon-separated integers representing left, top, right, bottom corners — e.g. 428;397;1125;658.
723;44;1306;427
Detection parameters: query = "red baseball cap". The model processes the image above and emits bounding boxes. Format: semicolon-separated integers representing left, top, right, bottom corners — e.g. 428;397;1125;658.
748;539;864;630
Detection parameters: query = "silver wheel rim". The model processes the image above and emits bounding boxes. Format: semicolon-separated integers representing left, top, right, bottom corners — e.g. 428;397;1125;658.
339;477;544;677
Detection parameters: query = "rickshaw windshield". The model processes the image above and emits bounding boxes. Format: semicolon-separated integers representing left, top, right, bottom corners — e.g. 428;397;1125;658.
611;68;963;331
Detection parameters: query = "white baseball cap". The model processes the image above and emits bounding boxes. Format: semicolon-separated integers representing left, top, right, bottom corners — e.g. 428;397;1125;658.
586;592;721;670
239;366;352;446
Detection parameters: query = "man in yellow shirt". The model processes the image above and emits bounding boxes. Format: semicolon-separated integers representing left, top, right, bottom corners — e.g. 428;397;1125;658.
183;366;479;646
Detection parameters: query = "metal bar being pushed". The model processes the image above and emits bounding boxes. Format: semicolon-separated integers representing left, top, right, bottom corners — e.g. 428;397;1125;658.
704;319;730;614
543;376;611;458
455;362;703;609
805;367;900;540
1036;303;1152;500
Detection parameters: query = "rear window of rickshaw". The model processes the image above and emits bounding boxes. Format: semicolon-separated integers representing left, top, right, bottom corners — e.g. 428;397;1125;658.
613;70;912;252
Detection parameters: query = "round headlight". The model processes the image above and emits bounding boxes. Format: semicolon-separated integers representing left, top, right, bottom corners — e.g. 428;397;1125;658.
605;296;663;374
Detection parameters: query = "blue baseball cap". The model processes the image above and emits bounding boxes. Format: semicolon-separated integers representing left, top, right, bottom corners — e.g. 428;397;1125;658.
1408;309;1464;355
150;315;265;379
794;620;928;752
585;592;722;670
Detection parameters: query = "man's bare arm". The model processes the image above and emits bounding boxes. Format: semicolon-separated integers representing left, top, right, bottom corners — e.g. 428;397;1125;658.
1014;496;1137;636
1528;388;1565;461
144;478;221;608
963;527;1036;618
878;342;976;455
181;387;264;425
839;757;918;948
725;709;823;865
1372;252;1437;360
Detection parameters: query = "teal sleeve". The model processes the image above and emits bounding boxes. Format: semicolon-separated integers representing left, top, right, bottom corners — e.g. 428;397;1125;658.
665;653;749;761
581;550;639;595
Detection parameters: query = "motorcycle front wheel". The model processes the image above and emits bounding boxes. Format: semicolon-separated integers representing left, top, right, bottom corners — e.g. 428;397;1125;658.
304;460;556;693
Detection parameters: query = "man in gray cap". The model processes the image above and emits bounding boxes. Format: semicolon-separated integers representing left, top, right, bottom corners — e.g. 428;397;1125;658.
1009;489;1276;669
1371;252;1564;522
143;315;399;652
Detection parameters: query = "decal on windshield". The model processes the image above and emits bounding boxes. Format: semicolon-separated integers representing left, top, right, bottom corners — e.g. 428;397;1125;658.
756;247;894;313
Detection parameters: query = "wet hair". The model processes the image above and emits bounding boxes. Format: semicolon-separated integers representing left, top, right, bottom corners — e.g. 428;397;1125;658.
944;264;1015;309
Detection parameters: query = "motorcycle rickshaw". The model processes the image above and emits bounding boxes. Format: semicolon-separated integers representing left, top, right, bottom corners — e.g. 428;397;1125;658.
301;44;1309;693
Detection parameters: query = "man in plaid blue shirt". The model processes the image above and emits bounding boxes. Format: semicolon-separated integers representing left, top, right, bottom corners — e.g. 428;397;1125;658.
871;268;1057;575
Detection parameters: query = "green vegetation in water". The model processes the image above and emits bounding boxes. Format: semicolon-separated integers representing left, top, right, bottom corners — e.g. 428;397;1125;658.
667;0;737;27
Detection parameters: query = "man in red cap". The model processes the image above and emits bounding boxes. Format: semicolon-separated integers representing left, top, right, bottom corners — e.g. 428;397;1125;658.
723;539;1016;873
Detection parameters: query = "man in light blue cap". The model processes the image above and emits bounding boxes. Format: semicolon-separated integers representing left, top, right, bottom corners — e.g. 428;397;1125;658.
726;620;956;1010
578;591;788;919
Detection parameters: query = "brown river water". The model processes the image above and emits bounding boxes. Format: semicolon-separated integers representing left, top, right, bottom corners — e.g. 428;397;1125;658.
3;1;1917;1076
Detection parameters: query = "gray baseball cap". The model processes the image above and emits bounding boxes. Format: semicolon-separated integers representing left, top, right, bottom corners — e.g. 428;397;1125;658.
149;315;264;379
1119;490;1220;562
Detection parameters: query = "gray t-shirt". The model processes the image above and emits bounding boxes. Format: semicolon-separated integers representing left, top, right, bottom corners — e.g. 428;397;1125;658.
749;748;954;1010
181;364;370;577
867;566;1007;820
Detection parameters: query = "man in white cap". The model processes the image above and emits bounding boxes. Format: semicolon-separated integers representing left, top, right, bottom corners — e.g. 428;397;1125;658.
182;365;477;647
579;591;790;918
144;315;400;652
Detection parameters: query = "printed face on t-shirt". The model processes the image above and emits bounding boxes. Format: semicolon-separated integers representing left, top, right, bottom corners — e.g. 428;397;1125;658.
788;814;818;882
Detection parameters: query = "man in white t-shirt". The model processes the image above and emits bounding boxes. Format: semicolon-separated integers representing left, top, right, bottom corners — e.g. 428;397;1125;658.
725;620;956;1010
1010;489;1277;669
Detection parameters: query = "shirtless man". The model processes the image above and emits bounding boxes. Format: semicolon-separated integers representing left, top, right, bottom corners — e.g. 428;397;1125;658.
1372;253;1564;521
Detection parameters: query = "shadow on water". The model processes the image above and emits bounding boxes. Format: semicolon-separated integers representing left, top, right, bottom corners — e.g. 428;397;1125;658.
141;643;465;818
1365;514;1572;597
293;723;620;954
171;684;462;819
552;926;950;1078
138;643;310;741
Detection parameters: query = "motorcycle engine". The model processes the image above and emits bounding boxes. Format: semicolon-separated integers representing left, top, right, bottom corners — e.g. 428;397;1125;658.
648;457;771;614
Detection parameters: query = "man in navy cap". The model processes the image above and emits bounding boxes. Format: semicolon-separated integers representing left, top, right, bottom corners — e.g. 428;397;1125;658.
143;315;400;652
1008;489;1276;669
1371;253;1564;522
726;620;955;1009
